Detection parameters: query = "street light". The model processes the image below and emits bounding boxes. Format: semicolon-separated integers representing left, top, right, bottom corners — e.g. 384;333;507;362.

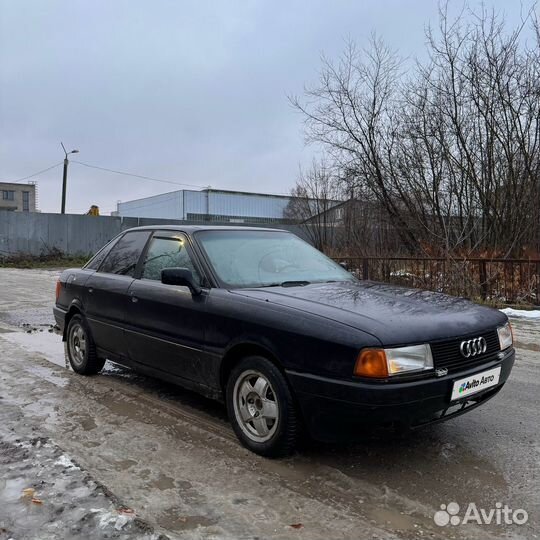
60;142;79;214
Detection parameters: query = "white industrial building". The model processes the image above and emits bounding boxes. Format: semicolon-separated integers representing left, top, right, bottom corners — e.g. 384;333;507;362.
116;188;297;223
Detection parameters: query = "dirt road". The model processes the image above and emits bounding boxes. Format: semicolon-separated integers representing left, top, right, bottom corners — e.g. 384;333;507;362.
0;268;538;539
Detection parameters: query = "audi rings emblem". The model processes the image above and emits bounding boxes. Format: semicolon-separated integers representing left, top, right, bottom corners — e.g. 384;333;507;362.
460;337;487;358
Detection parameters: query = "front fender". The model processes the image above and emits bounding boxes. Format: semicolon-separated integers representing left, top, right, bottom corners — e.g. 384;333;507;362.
205;289;382;380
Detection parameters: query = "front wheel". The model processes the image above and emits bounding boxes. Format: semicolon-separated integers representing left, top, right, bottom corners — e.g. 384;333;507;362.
226;356;299;457
66;314;105;375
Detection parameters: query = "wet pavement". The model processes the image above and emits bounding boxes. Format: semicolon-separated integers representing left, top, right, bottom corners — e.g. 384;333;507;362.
0;268;538;539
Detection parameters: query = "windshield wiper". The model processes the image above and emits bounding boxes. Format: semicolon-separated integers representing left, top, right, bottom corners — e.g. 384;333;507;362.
260;280;311;288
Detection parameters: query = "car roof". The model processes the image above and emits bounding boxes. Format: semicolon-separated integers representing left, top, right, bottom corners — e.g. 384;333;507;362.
121;224;289;234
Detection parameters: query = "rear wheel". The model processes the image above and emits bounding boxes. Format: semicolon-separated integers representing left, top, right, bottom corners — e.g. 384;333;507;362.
226;356;299;457
66;314;105;375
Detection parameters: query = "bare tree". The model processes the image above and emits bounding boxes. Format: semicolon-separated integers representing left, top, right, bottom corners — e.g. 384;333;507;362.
291;4;540;258
284;160;342;251
290;36;421;252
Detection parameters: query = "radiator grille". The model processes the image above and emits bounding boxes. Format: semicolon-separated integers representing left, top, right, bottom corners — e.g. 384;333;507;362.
430;330;500;372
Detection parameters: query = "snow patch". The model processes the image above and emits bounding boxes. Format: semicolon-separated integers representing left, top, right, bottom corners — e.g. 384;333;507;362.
501;308;540;319
92;509;134;530
54;454;80;471
390;269;416;278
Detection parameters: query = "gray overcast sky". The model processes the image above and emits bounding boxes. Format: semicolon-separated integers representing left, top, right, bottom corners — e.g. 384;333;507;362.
0;0;524;214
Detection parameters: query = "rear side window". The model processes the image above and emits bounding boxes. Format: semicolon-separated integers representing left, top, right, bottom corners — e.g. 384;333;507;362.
142;235;201;285
99;231;150;276
84;237;120;270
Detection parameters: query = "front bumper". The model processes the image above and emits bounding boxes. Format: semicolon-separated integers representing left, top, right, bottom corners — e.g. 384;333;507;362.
287;348;515;441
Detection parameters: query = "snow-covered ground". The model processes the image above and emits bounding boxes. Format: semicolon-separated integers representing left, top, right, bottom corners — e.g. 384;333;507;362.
4;329;66;368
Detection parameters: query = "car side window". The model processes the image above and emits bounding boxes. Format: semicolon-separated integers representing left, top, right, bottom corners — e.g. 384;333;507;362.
84;237;120;270
98;231;150;276
141;235;201;285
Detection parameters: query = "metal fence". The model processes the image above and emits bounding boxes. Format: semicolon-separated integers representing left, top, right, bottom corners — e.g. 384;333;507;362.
2;211;538;305
333;256;540;306
0;211;309;258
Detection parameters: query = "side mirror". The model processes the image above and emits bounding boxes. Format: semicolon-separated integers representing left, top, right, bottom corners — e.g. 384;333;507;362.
339;261;350;271
161;267;202;295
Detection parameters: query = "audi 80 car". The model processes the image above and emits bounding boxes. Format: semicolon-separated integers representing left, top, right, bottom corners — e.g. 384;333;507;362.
53;226;515;457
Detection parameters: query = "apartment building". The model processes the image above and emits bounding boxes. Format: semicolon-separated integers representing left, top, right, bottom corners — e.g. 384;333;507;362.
0;182;37;212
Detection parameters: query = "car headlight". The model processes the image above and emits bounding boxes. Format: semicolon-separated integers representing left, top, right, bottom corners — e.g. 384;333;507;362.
354;344;433;378
497;322;513;350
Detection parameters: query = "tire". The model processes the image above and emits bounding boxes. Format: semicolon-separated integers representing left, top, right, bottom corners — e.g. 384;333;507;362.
65;314;105;375
226;356;299;457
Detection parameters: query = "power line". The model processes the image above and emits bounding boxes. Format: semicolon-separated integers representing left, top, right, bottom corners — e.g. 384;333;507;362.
72;160;207;189
2;159;294;203
71;160;293;197
0;162;63;184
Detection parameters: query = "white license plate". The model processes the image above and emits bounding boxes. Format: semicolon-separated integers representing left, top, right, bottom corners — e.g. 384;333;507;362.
450;366;501;401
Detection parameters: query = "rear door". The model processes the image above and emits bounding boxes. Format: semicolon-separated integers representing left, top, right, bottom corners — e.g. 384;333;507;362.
125;231;209;383
84;230;151;357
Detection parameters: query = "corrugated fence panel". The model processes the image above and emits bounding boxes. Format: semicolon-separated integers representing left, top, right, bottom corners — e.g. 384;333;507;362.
0;211;312;257
47;213;69;253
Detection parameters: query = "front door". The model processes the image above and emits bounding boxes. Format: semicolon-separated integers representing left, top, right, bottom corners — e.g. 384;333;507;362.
124;231;208;383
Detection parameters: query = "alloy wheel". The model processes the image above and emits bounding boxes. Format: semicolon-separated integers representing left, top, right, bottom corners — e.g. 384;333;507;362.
69;323;87;367
233;370;279;442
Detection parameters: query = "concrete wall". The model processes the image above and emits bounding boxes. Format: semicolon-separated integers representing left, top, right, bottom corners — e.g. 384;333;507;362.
0;210;309;257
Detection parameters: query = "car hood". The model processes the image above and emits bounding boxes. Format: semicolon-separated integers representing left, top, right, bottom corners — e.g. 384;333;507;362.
232;281;507;346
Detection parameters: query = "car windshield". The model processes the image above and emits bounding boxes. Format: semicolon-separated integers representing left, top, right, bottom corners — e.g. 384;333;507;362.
195;230;355;288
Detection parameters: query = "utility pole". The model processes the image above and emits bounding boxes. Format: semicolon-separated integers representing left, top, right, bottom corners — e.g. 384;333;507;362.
60;142;79;214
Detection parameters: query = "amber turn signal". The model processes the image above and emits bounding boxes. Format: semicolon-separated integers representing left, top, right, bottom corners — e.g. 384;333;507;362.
354;349;388;378
55;280;61;302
